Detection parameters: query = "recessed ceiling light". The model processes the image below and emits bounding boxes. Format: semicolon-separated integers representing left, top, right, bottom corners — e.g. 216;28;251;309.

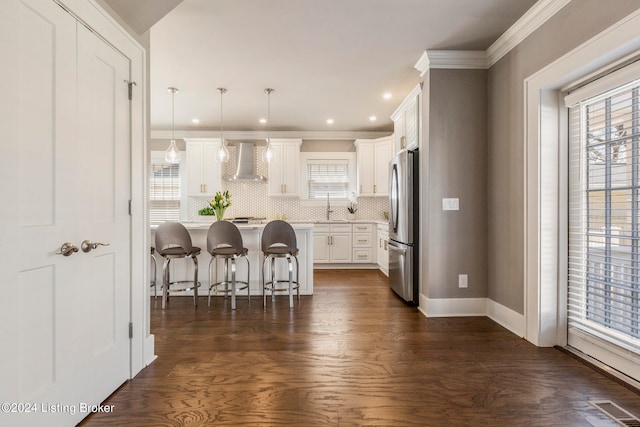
259;118;267;124
326;118;334;125
383;93;392;100
369;116;377;122
192;118;200;124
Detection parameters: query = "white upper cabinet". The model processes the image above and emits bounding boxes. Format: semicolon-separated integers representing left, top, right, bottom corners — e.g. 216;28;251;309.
355;136;393;197
391;84;421;153
185;139;222;196
268;139;301;196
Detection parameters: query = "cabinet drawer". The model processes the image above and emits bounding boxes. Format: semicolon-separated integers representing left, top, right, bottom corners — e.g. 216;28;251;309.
330;224;352;233
352;223;373;233
353;248;373;263
314;224;330;233
353;233;372;247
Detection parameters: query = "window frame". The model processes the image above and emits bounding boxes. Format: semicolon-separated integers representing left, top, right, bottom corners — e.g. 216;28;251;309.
567;78;640;359
298;152;356;207
149;151;185;224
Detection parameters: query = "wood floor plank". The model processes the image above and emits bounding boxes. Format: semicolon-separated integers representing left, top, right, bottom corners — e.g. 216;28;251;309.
80;269;640;426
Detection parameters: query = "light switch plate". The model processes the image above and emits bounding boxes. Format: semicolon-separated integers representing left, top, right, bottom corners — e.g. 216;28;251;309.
443;198;459;211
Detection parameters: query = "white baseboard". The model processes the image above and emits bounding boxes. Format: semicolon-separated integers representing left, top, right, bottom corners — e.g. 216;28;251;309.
144;334;157;367
418;294;526;339
486;299;525;338
419;295;487;317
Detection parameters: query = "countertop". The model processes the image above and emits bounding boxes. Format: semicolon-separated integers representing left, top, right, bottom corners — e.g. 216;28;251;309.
151;219;388;230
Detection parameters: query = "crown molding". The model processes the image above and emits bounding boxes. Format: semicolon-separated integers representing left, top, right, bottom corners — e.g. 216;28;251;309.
390;83;423;120
414;50;488;76
414;0;571;75
486;0;571;67
150;129;392;141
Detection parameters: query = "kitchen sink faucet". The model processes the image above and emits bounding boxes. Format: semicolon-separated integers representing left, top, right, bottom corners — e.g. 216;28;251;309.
326;192;333;220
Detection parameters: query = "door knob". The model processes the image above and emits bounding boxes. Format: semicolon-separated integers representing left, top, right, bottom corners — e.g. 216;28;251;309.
57;242;79;256
81;240;110;253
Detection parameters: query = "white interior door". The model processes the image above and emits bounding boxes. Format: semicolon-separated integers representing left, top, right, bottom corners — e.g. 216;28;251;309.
0;0;131;425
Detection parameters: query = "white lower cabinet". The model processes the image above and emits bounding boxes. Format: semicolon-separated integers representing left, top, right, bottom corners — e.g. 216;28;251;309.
313;223;352;263
313;222;382;267
377;224;389;276
352;223;374;263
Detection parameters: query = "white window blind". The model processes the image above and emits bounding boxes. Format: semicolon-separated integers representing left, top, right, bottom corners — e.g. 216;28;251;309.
568;80;640;351
149;162;180;224
307;160;349;199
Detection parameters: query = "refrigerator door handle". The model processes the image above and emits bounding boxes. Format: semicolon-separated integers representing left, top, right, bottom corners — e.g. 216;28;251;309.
387;241;406;255
390;163;399;234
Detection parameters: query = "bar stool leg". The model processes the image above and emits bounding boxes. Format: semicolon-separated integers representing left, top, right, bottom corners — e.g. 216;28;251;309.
295;256;300;301
231;258;236;310
262;256;266;307
162;258;170;310
288;256;293;308
272;257;278;301
245;256;251;303
208;257;215;307
192;255;199;307
151;252;157;298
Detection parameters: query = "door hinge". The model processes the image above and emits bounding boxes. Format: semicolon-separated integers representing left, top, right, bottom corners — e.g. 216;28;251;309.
129;322;133;339
124;80;136;100
128;200;132;216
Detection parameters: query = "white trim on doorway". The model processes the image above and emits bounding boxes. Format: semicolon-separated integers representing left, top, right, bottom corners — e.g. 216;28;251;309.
62;0;151;376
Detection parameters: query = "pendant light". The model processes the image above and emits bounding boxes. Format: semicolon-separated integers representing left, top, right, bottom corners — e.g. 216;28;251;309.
262;88;275;163
164;87;180;164
217;88;230;163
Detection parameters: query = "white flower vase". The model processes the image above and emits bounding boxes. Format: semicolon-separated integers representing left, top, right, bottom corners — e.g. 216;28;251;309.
347;212;356;220
198;215;216;223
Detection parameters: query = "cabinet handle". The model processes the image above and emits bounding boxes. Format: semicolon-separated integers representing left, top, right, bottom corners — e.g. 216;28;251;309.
374;184;377;193
400;136;406;149
284;184;287;193
384;240;388;250
331;236;333;245
327;236;331;246
358;255;366;259
357;239;367;243
379;238;382;248
204;184;207;193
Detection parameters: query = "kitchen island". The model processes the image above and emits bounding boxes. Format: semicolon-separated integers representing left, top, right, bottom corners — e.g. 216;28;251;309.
151;221;314;297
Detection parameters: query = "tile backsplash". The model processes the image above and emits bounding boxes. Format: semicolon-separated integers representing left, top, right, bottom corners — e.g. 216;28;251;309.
186;144;389;222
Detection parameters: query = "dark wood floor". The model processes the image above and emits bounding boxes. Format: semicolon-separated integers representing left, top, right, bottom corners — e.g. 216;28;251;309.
81;269;640;426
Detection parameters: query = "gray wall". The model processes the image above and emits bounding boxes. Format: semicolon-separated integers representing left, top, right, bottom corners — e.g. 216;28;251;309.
422;69;488;299
487;0;640;314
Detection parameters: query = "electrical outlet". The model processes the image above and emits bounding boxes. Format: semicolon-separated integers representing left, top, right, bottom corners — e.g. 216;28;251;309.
458;274;468;288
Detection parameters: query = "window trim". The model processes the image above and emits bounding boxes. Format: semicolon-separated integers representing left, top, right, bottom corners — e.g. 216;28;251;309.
149;151;185;224
298;152;356;207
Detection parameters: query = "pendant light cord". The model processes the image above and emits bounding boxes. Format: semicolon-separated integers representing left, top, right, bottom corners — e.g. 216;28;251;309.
171;89;175;141
220;89;224;143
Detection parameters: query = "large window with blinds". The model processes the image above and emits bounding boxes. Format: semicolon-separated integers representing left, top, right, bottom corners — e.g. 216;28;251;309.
568;77;640;356
306;159;350;200
149;158;181;224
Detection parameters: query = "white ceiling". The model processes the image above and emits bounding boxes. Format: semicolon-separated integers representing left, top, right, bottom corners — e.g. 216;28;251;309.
141;0;538;135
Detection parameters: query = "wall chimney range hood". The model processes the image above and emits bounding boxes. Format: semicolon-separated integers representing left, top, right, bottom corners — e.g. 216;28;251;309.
222;142;267;182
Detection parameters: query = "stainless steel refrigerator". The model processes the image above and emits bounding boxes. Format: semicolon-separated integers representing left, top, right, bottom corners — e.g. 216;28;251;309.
388;149;419;305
